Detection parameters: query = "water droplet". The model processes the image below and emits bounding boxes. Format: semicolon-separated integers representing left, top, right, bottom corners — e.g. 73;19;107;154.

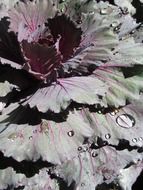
113;24;121;33
29;136;33;140
139;137;143;141
130;30;135;35
78;146;82;152
114;27;120;32
81;183;85;187
89;11;94;14
61;8;64;12
116;114;135;128
110;112;116;116
8;133;18;141
132;138;138;143
67;130;74;137
76;19;82;24
105;134;111;139
110;109;119;116
56;173;60;177
110;22;118;28
91;150;98;157
100;8;107;15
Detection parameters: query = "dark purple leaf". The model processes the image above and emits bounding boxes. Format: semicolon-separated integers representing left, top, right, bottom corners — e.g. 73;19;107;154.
22;41;61;80
0;17;24;64
48;15;82;61
0;64;38;90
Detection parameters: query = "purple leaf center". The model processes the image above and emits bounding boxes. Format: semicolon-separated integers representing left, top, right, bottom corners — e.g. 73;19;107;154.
47;15;82;62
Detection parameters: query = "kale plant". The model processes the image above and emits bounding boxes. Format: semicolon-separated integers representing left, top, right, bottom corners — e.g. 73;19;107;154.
0;0;143;189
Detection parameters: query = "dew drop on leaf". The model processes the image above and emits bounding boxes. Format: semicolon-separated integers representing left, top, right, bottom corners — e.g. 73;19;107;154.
110;109;119;116
78;146;83;152
138;137;143;141
110;22;118;28
29;136;33;140
81;183;85;187
76;19;82;24
8;133;18;141
132;138;138;143
113;24;121;33
67;130;74;137
100;8;108;15
98;110;102;114
91;150;98;158
130;30;135;35
105;134;111;139
116;114;135;128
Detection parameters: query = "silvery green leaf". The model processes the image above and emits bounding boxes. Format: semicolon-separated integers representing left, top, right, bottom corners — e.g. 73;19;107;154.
0;81;18;97
22;76;108;113
8;0;57;42
114;0;136;15
119;15;140;38
111;37;143;66
94;68;143;107
0;167;59;190
0;106;93;163
23;168;59;190
0;167;25;189
133;25;143;43
0;57;22;69
55;147;142;190
0;0;19;20
81;102;143;147
118;162;143;190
